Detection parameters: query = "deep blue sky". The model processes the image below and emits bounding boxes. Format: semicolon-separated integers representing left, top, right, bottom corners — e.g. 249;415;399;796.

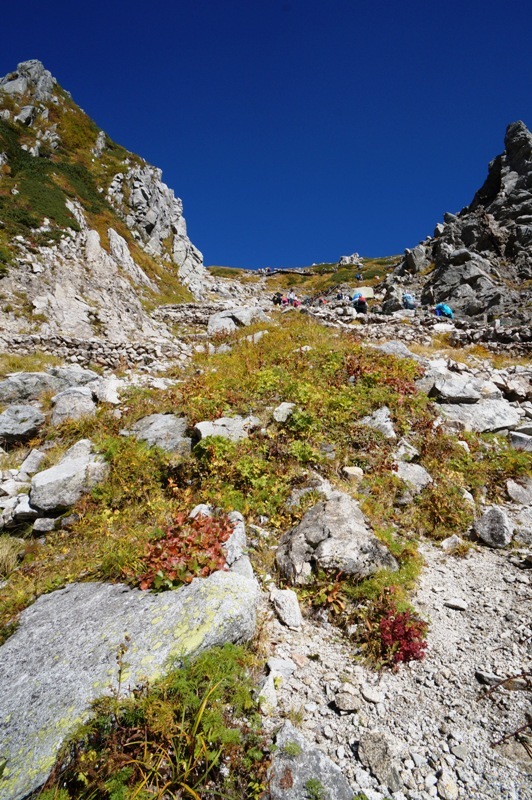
1;1;531;268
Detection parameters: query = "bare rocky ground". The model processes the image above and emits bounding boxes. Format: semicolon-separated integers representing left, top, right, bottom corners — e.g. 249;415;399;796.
261;539;531;799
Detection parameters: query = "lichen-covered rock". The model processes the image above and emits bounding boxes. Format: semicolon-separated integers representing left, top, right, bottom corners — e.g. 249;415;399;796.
0;571;259;800
268;722;354;800
358;731;404;793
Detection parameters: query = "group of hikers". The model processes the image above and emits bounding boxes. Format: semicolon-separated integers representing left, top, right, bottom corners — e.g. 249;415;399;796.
272;288;454;319
272;289;302;307
402;293;454;318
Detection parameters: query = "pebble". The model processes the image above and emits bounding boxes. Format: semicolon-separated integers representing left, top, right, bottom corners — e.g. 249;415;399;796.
443;598;468;611
361;685;385;704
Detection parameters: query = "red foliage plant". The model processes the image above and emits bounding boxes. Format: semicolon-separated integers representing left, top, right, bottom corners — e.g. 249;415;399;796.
360;587;428;669
139;510;234;591
379;605;428;666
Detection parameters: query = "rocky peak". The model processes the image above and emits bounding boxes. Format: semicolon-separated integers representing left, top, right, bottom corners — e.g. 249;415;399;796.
0;59;56;104
0;59;212;341
386;120;532;323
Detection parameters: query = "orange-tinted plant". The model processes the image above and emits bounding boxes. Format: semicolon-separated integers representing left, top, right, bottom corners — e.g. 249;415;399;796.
139;511;234;591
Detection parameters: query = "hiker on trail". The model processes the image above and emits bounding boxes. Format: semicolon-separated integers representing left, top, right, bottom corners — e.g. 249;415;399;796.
288;289;296;306
434;302;454;319
281;295;289;306
402;292;416;310
354;295;368;314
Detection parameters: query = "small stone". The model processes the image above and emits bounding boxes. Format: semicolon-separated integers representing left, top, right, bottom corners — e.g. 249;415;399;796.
270;587;303;629
437;770;459;799
361;685;385;704
451;745;468;761
334;692;361;712
342;465;364;482
444;598;468;611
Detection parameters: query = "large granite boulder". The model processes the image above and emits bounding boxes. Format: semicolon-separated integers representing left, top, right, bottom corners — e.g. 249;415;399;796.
0;405;45;444
268;722;354;800
29;439;108;513
439;399;521;432
0;570;259;800
127;413;191;454
277;489;398;584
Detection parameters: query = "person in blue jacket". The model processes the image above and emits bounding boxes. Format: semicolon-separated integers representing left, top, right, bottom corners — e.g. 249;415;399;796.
434;302;454;319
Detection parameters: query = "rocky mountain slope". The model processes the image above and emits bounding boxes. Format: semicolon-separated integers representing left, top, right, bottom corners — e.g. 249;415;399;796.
0;60;209;342
0;63;530;800
385;120;532;325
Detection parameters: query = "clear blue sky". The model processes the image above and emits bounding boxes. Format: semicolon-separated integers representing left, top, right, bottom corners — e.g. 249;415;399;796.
1;0;531;268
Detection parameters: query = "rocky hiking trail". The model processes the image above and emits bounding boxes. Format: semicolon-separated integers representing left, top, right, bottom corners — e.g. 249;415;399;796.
263;541;531;799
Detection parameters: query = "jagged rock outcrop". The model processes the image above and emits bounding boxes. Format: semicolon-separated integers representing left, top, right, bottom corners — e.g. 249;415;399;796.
387;121;532;323
0;60;211;342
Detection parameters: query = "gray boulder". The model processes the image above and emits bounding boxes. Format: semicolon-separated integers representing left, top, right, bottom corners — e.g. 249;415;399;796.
51;387;96;426
473;506;514;548
429;373;501;403
509;431;532;451
0;571;259;800
359;406;397;439
358;731;403;793
128;413;191;454
396;462;433;494
277;490;398;584
507;478;532;505
439;399;521;432
268;722;354;800
207;306;268;335
29;439;108;513
0;366;99;404
194;415;261;442
0;405;45;444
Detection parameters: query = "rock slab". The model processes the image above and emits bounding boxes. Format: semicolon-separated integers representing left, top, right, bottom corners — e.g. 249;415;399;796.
0;571;259;800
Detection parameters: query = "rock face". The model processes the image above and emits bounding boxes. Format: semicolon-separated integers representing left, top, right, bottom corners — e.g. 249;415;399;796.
0;59;210;343
0;571;260;800
391;121;532;323
277;489;398;584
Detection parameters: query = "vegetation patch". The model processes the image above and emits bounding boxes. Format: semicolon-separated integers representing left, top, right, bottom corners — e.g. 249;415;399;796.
138;509;233;590
44;643;268;800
